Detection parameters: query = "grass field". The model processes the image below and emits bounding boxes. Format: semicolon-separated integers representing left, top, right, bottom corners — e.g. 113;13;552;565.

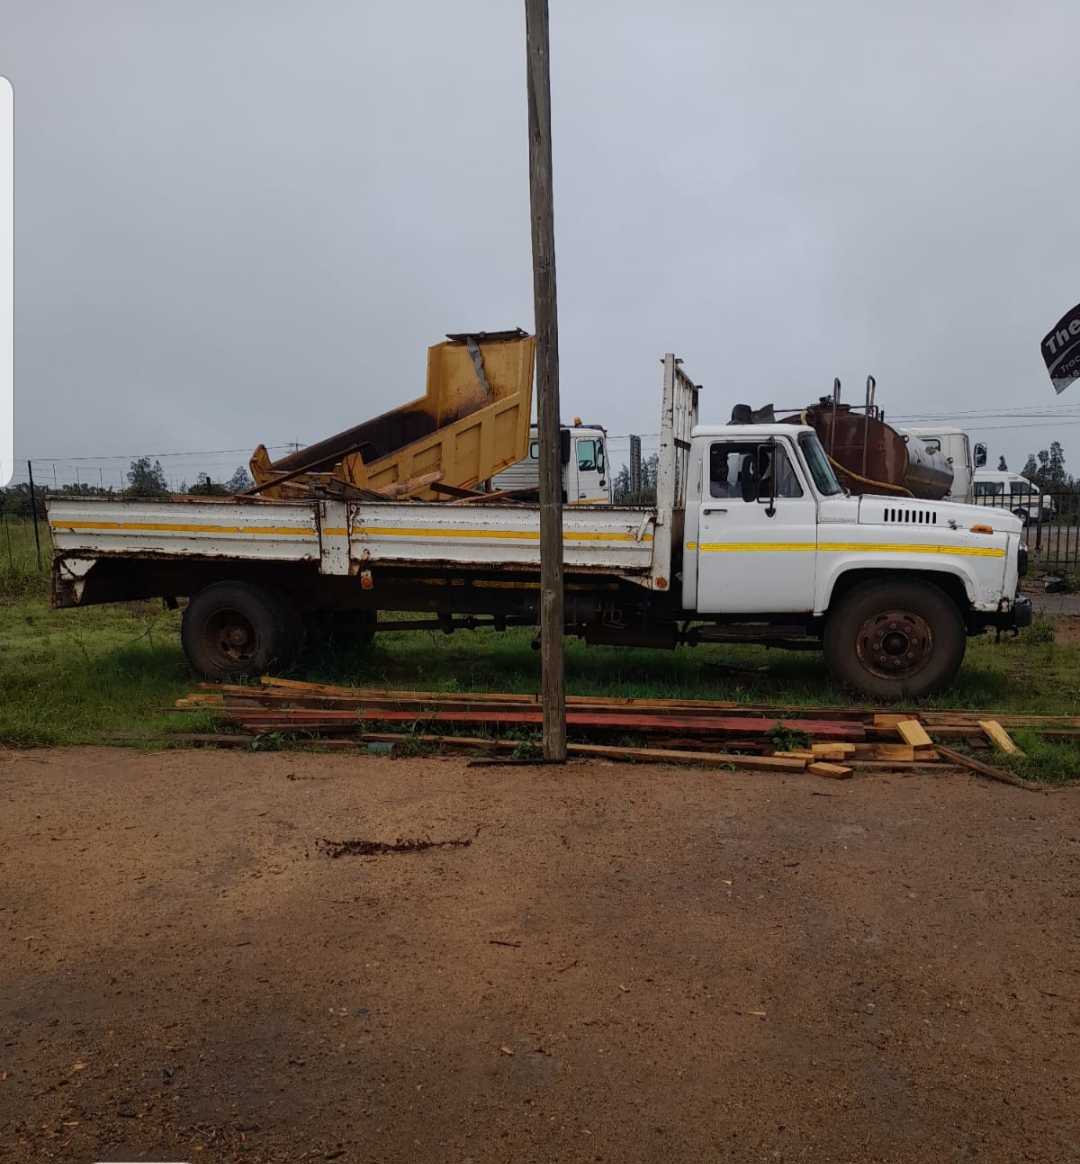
2;517;1077;781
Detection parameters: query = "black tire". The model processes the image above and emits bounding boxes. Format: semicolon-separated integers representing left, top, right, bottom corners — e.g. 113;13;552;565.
181;581;300;680
823;579;966;700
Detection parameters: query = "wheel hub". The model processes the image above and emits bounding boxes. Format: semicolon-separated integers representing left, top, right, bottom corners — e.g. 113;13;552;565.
855;609;933;680
205;609;258;664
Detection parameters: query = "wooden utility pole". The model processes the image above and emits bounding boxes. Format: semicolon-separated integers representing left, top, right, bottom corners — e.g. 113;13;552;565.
525;0;566;762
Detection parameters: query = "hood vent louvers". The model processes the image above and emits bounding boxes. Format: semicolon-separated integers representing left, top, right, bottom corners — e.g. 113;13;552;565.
883;507;938;525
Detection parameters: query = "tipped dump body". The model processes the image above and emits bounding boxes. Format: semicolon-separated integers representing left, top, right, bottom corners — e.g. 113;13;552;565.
250;330;536;500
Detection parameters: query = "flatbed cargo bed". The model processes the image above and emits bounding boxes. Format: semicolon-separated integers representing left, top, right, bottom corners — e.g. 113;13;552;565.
47;495;669;606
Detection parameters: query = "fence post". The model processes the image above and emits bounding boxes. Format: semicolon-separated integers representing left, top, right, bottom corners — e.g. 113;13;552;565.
26;459;42;571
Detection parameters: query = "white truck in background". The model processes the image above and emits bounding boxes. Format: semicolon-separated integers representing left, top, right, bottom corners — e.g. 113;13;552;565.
46;355;1031;700
905;426;1053;523
493;422;611;504
904;427;975;503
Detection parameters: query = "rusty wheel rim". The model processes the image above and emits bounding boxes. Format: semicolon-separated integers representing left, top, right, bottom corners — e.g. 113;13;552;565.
855;609;933;680
205;608;259;667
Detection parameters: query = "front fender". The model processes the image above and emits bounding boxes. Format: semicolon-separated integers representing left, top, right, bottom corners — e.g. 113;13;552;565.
816;555;980;616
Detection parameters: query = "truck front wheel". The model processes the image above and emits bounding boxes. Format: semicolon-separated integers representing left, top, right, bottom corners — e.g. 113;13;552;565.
823;580;966;700
181;581;300;680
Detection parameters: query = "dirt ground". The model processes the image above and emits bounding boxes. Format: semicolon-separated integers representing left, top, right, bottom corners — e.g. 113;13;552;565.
1;748;1078;1164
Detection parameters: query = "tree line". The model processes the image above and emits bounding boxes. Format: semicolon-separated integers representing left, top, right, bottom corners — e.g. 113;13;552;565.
0;460;253;518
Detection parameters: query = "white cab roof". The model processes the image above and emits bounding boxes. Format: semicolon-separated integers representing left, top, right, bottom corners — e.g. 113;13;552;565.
691;423;814;439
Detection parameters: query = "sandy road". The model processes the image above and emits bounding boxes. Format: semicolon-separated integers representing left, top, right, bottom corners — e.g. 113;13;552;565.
1;747;1078;1163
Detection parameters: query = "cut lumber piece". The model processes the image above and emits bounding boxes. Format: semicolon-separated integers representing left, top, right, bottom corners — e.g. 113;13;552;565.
934;744;1042;791
874;743;915;761
808;761;852;780
873;713;909;728
774;750;815;759
809;747;849;761
223;706;866;740
373;470;444;499
565;743;807;771
896;720;933;748
812;742;856;757
358;733;806;770
978;720;1025;756
847;760;948;771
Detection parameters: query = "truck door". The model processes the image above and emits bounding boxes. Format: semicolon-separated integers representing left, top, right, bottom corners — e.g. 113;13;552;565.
694;438;817;614
573;435;608;503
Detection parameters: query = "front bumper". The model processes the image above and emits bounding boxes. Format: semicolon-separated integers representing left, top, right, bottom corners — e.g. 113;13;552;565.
973;596;1032;632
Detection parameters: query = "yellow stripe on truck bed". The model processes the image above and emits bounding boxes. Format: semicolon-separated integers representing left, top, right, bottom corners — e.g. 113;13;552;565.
50;520;314;536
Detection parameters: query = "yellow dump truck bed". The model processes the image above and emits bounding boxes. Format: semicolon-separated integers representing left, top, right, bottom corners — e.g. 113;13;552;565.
250;330;535;501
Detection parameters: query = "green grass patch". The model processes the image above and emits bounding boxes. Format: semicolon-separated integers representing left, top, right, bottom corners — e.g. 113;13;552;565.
0;517;49;600
3;592;1080;785
0;596;204;746
1002;729;1080;786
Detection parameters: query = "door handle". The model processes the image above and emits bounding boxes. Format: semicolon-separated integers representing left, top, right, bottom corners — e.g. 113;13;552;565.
702;507;728;515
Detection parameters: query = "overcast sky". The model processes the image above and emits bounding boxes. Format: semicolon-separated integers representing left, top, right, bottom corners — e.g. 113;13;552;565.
3;0;1080;486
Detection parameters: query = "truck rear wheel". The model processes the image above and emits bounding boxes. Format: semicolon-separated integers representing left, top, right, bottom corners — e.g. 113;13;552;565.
823;579;965;700
181;581;300;680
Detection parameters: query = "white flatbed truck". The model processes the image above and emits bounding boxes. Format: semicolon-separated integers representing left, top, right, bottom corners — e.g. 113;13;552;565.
47;356;1031;699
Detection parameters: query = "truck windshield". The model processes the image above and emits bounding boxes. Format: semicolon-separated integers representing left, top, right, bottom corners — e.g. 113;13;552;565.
798;433;842;495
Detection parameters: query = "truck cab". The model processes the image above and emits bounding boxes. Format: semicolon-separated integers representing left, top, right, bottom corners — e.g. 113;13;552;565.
904;427;974;503
492;423;611;504
680;425;1029;696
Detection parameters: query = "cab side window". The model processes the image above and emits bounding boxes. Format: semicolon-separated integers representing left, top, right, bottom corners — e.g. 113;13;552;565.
576;439;599;472
709;442;803;500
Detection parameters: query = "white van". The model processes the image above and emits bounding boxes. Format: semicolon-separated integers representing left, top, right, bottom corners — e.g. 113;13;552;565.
972;469;1053;524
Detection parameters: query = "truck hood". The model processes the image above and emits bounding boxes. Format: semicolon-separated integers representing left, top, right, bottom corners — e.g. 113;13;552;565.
855;494;1023;535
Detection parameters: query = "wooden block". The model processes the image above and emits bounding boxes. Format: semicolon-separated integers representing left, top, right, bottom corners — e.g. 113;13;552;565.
978;720;1025;757
873;713;908;728
873;743;915;761
896;720;933;748
774;749;815;759
812;742;856;757
808;761;853;780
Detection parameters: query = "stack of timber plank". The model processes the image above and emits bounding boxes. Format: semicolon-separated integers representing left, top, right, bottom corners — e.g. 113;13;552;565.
172;679;1053;788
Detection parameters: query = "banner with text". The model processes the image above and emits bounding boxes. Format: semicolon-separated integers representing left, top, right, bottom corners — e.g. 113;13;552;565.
1041;301;1080;395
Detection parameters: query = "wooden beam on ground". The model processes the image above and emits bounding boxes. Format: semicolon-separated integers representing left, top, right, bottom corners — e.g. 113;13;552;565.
222;707;866;739
934;744;1042;791
565;743;806;771
356;733;806;771
978;720;1025;756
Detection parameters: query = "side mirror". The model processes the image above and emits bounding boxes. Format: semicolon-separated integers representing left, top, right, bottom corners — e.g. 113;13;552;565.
560;429;571;465
973;442;987;468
